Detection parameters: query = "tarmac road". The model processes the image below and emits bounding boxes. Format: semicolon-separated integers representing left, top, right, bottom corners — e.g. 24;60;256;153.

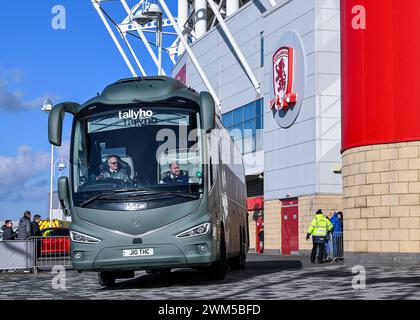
1;253;420;300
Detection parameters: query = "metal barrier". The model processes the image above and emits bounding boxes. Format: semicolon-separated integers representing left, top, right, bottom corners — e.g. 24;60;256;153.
30;236;72;269
0;240;36;272
329;232;344;263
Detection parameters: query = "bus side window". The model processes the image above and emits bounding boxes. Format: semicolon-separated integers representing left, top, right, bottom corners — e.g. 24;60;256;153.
207;129;219;190
209;158;214;187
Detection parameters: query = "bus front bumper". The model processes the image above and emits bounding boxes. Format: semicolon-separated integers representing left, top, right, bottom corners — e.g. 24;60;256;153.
71;239;217;272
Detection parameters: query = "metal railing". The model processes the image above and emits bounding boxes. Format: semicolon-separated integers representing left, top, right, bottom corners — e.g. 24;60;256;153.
30;236;72;269
0;240;35;272
325;232;344;263
1;237;72;273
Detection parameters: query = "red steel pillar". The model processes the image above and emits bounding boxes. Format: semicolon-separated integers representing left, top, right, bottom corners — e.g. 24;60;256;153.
341;0;420;260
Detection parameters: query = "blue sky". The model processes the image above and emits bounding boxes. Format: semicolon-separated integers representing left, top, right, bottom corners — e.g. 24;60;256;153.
0;0;178;221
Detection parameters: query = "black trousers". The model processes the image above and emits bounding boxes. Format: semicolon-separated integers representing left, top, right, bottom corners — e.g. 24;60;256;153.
311;238;325;263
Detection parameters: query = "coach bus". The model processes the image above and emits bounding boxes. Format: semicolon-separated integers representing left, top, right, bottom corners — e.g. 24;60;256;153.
48;76;249;286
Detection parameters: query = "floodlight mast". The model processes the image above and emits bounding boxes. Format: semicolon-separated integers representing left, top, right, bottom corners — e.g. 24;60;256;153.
207;0;261;95
92;0;137;77
141;3;164;76
158;0;222;111
91;0;243;114
122;0;167;76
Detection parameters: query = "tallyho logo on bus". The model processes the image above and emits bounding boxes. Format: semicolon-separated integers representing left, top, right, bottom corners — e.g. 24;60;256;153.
118;109;154;120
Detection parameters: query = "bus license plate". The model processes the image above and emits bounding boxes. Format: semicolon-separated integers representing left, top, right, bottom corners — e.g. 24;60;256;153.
123;248;154;257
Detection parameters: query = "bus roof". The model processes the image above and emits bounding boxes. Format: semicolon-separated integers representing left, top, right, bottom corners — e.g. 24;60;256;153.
78;76;200;111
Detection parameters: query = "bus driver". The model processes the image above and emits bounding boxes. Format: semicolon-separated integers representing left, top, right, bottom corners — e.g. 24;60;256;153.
161;162;189;184
96;155;131;183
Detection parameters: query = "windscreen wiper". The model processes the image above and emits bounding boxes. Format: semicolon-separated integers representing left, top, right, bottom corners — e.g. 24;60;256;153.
79;188;149;207
79;191;117;207
126;190;201;200
160;191;201;200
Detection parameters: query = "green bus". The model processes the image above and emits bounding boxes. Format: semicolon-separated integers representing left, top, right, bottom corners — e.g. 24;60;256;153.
49;76;249;286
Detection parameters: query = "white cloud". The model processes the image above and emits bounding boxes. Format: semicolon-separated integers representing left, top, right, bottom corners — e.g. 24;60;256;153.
0;66;24;83
0;66;58;112
0;145;50;202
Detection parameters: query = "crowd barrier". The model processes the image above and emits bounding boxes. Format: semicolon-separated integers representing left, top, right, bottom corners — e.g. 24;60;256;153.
31;236;72;269
0;240;36;272
325;232;344;263
0;237;72;272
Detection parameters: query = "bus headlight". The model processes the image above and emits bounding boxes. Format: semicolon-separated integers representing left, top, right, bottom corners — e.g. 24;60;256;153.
70;231;101;244
175;223;210;239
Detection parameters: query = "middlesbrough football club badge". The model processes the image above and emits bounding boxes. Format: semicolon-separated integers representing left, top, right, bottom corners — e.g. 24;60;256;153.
270;47;298;111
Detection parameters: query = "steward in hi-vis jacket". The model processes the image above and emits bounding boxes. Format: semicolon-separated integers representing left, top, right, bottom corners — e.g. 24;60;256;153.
306;209;333;263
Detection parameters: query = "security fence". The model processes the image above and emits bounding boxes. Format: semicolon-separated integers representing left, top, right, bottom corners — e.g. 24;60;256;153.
325;232;344;263
31;236;72;269
0;237;72;272
0;240;36;272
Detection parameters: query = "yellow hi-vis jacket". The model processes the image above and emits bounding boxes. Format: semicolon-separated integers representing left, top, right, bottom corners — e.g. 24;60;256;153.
307;214;333;236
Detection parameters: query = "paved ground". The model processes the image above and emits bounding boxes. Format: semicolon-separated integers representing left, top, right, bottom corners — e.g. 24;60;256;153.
1;253;420;300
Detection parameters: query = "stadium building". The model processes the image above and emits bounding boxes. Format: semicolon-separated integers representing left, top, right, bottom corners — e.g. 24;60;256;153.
172;0;342;256
171;0;420;264
91;0;420;264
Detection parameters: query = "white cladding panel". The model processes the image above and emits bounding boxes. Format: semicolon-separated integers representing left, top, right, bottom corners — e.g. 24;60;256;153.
314;0;341;195
172;0;342;198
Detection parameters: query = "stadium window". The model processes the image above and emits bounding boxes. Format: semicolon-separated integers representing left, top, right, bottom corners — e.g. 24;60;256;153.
222;99;264;155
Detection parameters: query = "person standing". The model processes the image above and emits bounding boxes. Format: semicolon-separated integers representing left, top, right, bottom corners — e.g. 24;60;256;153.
1;220;17;240
31;215;42;237
306;209;333;264
17;211;32;240
330;211;344;260
258;226;264;253
31;215;42;258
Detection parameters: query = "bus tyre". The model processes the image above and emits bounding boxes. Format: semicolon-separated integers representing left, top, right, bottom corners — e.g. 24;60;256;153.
146;268;171;275
208;232;227;281
158;268;171;274
98;272;116;287
231;233;246;270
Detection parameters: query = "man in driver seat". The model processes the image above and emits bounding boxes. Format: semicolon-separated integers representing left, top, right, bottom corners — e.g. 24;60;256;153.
96;155;131;182
161;162;189;184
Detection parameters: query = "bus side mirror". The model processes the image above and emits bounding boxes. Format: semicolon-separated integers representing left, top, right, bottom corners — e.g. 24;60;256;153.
48;102;80;146
58;176;71;217
200;92;215;132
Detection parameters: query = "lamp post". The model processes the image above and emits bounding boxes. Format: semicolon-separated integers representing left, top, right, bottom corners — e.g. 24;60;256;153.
156;11;163;76
42;99;54;228
131;2;163;75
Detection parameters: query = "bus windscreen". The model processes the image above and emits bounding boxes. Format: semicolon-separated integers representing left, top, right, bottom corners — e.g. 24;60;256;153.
72;105;203;198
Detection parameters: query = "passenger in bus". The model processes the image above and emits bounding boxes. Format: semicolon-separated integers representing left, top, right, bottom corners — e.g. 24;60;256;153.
96;155;132;183
160;162;189;184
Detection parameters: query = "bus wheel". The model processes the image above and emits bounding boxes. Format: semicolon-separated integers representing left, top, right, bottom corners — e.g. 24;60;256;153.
158;268;171;274
208;231;227;280
238;234;247;269
98;272;116;287
146;268;171;275
145;269;156;275
231;234;246;270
